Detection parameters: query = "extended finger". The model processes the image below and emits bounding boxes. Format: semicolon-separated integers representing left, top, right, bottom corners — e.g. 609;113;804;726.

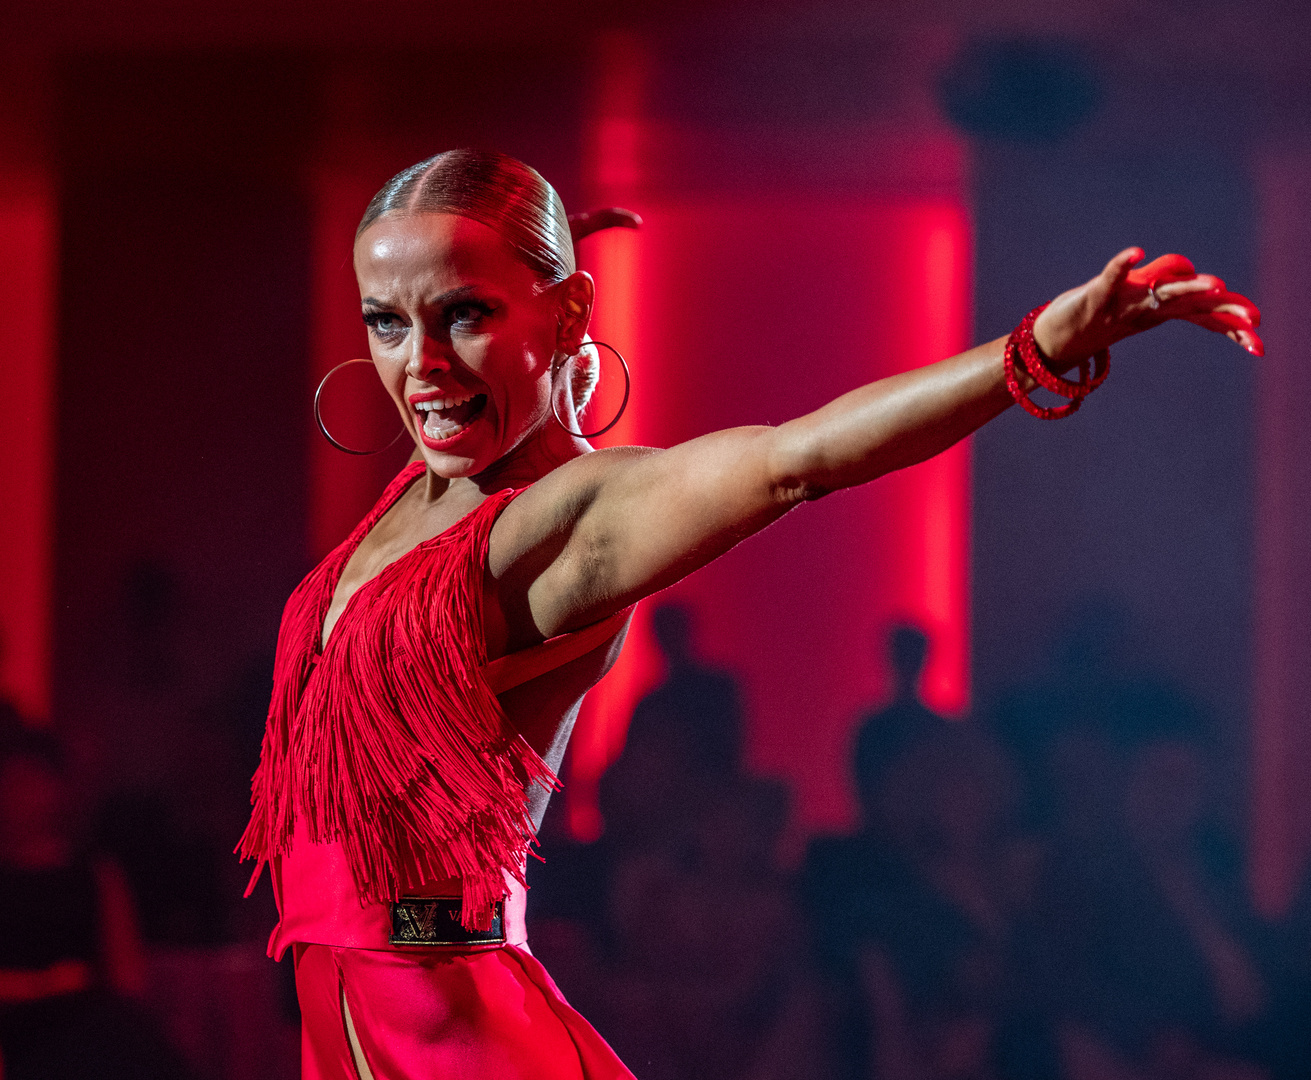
1104;247;1146;287
1200;290;1261;325
1225;326;1265;356
1126;253;1197;289
1217;289;1261;327
1193;310;1254;333
1182;314;1265;356
1178;304;1257;334
1184;310;1257;338
1150;274;1224;302
1158;283;1258;321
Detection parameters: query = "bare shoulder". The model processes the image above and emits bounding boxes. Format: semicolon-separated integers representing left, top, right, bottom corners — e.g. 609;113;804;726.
486;444;660;577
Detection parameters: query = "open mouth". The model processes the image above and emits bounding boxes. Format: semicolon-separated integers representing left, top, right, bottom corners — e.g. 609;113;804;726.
415;393;488;442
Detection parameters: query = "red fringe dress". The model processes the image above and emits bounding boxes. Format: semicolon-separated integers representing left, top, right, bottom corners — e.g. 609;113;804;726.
238;461;636;1080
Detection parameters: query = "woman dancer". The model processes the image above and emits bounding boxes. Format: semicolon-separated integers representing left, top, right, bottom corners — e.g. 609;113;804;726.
238;149;1261;1080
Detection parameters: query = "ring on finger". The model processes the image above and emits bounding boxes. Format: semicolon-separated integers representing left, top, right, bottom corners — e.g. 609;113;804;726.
1149;281;1165;308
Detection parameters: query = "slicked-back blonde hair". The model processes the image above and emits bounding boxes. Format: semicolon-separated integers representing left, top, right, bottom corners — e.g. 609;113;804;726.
358;149;575;282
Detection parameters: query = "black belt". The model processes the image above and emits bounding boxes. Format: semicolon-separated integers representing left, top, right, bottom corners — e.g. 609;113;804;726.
389;897;505;948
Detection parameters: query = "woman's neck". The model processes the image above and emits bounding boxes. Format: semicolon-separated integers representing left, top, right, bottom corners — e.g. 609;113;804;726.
421;422;591;501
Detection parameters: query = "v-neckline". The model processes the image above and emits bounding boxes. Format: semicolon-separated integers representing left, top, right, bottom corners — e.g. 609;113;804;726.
316;463;495;655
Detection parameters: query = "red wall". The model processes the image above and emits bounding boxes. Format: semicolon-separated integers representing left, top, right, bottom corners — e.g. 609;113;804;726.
0;60;54;723
0;181;55;724
570;197;971;841
558;35;975;842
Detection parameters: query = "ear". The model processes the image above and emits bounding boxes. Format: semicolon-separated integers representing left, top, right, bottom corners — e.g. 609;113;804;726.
554;271;595;355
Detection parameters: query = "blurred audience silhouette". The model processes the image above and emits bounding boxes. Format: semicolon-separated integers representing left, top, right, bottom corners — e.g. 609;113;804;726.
992;600;1281;1080
630;603;745;778
0;557;297;1079
802;624;1052;1080
526;604;1302;1080
0;731;190;1080
531;602;831;1080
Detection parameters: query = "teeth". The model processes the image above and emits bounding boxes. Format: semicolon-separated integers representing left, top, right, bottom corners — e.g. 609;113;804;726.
423;411;468;441
415;394;474;412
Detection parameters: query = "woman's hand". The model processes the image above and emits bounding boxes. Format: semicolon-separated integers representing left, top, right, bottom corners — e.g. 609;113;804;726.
1032;247;1263;367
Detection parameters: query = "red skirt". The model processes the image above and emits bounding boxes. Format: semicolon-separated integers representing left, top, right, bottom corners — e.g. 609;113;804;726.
293;941;636;1080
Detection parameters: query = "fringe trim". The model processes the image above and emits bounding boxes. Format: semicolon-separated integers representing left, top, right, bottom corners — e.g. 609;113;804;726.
237;467;556;931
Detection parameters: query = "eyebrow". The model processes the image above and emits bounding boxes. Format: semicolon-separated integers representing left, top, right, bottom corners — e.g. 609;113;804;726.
360;285;480;309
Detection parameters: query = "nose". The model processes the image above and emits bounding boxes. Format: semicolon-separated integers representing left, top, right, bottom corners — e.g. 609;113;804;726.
405;335;454;382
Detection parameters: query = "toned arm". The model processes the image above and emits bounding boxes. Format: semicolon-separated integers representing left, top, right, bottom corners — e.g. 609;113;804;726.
503;336;1010;634
492;248;1261;639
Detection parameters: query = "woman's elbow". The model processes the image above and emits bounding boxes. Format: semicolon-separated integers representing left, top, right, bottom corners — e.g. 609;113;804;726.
772;477;833;505
766;437;836;505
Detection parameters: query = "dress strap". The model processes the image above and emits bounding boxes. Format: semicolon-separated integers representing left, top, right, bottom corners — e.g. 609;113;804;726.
481;608;633;695
357;461;428;540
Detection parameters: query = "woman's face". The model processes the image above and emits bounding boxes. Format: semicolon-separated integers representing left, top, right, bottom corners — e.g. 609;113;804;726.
353;212;562;478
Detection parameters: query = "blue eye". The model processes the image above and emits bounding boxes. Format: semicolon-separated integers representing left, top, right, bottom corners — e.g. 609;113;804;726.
448;301;493;329
362;311;406;339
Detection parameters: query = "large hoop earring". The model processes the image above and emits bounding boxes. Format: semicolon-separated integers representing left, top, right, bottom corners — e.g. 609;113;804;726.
551;340;632;440
314;359;407;455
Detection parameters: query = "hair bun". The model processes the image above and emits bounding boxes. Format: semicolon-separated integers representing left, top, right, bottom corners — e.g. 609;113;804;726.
567;207;643;245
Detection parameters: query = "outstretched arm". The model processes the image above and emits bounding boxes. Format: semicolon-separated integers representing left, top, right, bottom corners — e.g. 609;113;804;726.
498;248;1260;636
759;247;1261;493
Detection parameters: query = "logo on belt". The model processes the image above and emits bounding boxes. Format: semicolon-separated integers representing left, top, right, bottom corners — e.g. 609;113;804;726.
389;897;506;947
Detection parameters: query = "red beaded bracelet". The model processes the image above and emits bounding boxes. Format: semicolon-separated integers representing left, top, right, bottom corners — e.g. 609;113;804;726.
1003;303;1110;419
